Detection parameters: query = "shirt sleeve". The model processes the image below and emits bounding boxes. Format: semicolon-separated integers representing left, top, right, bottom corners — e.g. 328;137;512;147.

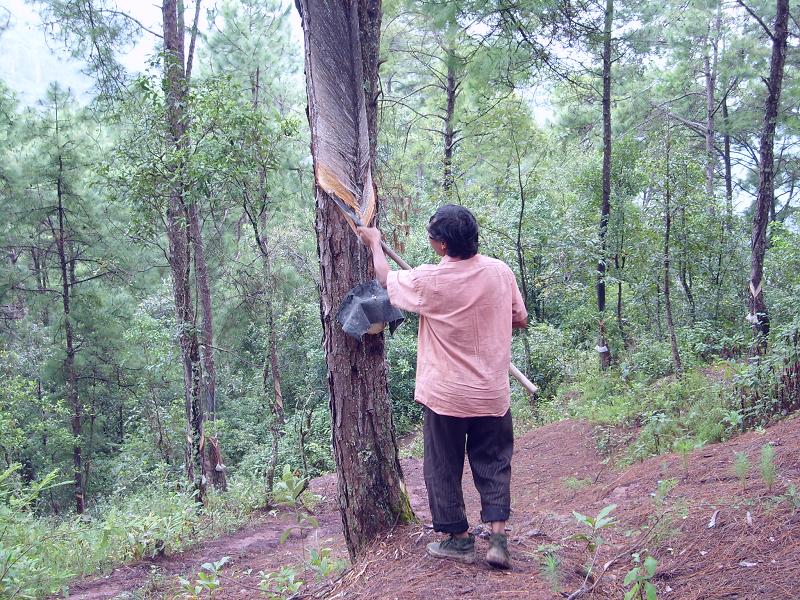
386;269;422;314
511;273;528;323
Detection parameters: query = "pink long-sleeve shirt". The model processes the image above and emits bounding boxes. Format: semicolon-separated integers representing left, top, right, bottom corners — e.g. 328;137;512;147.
386;254;528;418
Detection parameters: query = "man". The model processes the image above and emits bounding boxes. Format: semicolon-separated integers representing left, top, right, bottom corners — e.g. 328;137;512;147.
357;204;528;570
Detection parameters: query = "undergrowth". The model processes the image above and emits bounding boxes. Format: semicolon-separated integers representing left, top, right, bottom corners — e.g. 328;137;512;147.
0;469;265;599
556;360;742;465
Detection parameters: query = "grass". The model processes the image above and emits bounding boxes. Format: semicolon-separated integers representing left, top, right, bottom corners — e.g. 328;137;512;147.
0;473;267;600
556;363;742;465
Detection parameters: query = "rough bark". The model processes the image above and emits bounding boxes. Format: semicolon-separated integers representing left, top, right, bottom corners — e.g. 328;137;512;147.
162;0;206;500
188;202;226;491
597;0;613;370
749;0;789;354
443;48;457;194
299;0;412;560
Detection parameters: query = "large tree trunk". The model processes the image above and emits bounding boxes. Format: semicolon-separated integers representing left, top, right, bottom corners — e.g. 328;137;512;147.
596;0;613;370
162;0;206;500
300;0;412;560
663;129;683;376
749;0;789;354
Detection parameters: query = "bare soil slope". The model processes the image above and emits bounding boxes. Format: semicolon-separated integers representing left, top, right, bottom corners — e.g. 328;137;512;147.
67;416;800;599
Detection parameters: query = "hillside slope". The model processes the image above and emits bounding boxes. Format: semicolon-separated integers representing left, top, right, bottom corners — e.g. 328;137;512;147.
68;417;800;599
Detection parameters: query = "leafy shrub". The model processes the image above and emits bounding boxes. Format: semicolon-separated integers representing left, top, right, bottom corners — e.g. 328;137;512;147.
620;340;674;383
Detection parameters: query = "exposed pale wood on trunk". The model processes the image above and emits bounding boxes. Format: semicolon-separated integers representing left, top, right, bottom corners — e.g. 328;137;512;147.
299;0;412;560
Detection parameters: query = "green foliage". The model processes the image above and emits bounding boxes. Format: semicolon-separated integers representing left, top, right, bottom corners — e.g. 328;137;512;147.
672;438;695;480
178;556;230;599
624;553;658;600
3;0;800;593
759;444;777;494
562;476;593;491
258;566;304;599
572;504;617;553
0;471;265;599
734;452;750;492
560;365;742;464
535;543;563;594
306;547;348;581
272;465;308;508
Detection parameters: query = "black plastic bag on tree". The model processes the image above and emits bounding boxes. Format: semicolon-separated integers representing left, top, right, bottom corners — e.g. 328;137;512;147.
337;280;404;339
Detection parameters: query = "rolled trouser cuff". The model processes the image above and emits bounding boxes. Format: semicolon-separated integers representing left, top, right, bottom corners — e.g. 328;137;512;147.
481;505;510;524
433;518;470;534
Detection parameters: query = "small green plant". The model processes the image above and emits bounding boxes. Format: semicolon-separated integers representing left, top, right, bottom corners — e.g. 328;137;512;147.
562;476;593;491
178;556;230;599
280;510;319;544
783;482;800;510
623;553;658;600
759;444;777;493
652;479;677;506
733;452;750;492
536;543;562;594
570;505;617;594
258;566;304;599
673;438;694;480
306;547;348;580
572;504;617;553
272;465;308;508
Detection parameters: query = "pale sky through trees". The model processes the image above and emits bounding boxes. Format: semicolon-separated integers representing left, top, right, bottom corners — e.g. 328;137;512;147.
0;0;303;106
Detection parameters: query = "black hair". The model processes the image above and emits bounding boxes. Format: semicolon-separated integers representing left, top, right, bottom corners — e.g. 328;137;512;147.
427;204;479;259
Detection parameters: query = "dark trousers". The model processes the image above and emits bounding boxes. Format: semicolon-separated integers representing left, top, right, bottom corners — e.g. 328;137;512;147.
423;407;514;534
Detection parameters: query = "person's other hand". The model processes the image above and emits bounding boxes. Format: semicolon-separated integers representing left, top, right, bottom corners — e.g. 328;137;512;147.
357;226;382;249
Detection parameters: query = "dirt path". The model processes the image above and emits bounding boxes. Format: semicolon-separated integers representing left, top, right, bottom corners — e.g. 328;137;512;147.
65;417;800;599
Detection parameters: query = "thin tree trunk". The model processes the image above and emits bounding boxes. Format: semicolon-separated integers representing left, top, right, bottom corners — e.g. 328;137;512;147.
246;73;285;498
678;207;696;326
703;3;721;213
252;215;285;498
663;129;683;376
188;202;226;491
597;0;613;370
443;48;457;194
749;0;789;354
722;95;734;233
300;0;412;560
655;281;664;340
54;138;83;514
513;134;533;378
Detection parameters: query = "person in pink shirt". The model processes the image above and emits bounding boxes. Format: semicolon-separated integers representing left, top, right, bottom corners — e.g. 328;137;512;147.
357;204;528;570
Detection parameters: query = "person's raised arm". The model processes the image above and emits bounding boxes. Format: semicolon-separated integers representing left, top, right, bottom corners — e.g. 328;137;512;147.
356;226;391;288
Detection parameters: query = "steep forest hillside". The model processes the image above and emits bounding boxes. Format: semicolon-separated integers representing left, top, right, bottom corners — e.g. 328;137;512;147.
1;0;799;598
